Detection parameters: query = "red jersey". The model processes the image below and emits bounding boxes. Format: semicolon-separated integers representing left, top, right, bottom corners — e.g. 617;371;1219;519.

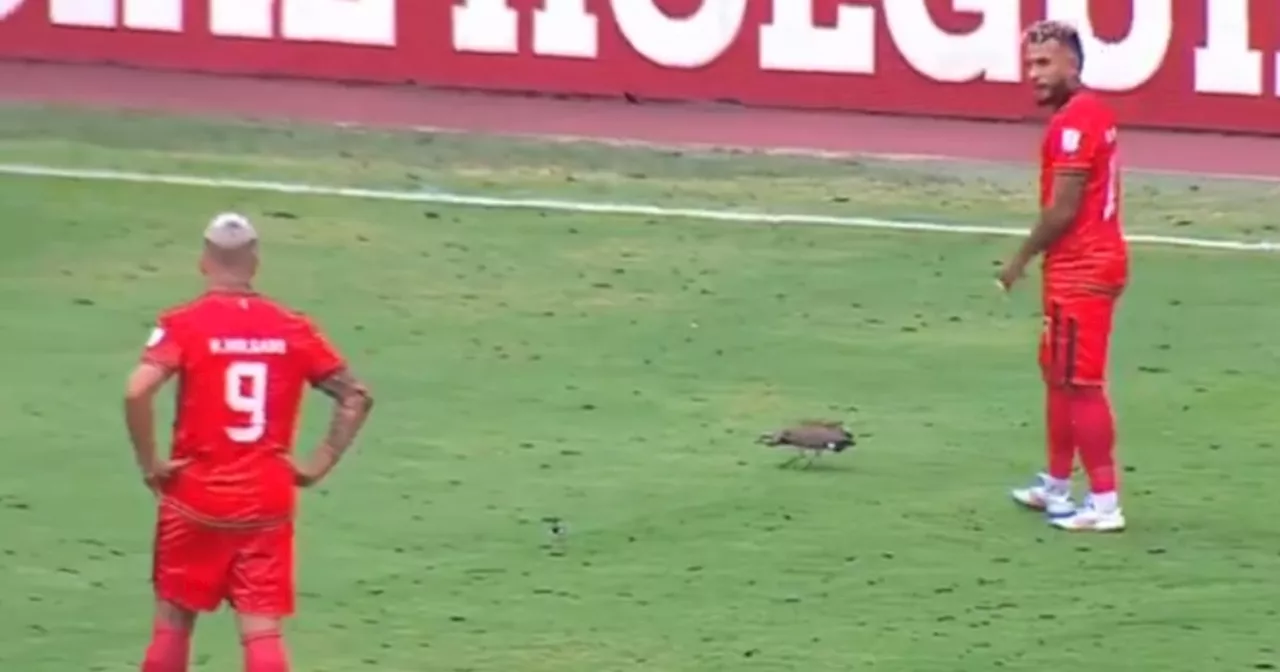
142;290;345;525
1039;91;1128;293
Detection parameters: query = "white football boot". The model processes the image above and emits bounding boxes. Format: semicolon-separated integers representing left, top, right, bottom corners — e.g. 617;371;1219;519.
1049;494;1126;532
1010;473;1076;517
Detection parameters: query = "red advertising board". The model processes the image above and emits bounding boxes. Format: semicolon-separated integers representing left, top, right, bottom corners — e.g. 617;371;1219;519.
0;0;1277;134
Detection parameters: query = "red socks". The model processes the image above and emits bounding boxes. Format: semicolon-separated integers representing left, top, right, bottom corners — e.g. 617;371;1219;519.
243;631;291;672
140;622;290;672
1045;384;1118;495
141;625;191;672
1072;386;1118;494
1045;386;1076;482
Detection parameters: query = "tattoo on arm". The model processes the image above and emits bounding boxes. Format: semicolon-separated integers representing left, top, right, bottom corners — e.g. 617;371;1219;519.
124;363;174;471
313;369;374;461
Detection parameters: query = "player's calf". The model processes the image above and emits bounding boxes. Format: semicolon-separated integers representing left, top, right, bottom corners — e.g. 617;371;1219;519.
241;631;289;672
141;627;192;672
141;600;197;672
239;614;290;672
1010;472;1076;517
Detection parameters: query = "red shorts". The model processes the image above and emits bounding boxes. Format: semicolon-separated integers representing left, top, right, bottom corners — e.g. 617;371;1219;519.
1040;290;1119;387
152;501;295;616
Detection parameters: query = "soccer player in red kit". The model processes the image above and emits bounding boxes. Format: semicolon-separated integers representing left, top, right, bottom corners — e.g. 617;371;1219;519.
124;213;375;671
1000;21;1127;532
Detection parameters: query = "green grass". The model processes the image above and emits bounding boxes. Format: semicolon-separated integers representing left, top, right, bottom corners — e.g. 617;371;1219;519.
4;103;1280;241
0;105;1278;672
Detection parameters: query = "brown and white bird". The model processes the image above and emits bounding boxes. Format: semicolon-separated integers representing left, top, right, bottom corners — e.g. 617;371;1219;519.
758;420;855;468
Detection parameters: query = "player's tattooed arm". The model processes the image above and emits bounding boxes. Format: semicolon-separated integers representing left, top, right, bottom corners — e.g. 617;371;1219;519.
124;362;182;488
304;369;374;481
1011;169;1088;265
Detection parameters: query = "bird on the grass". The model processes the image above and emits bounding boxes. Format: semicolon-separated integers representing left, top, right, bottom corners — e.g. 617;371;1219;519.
758;420;855;468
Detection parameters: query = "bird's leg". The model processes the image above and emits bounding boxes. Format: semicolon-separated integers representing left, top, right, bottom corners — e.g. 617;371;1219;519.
778;449;804;469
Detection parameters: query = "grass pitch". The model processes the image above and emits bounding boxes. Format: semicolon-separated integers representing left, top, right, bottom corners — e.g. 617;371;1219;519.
0;105;1277;672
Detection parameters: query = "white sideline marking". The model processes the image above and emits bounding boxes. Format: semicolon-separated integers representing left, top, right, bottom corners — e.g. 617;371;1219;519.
0;163;1275;252
339;121;1280;184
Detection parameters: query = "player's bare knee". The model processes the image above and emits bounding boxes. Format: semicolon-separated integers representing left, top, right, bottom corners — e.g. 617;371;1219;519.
236;612;284;638
154;599;198;630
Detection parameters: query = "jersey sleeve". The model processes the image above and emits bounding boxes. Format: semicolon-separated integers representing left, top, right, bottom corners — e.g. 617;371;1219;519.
295;318;346;384
141;316;184;369
1046;111;1101;172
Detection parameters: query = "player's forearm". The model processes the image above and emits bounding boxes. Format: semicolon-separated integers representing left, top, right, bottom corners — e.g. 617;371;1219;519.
308;370;374;475
315;390;374;467
123;363;174;472
123;397;159;470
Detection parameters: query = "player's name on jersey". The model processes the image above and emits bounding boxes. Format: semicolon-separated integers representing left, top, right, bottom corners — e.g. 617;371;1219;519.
209;338;288;355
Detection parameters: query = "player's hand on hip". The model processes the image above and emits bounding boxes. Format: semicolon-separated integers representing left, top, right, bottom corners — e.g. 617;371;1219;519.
293;444;342;488
142;458;190;493
291;456;329;488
